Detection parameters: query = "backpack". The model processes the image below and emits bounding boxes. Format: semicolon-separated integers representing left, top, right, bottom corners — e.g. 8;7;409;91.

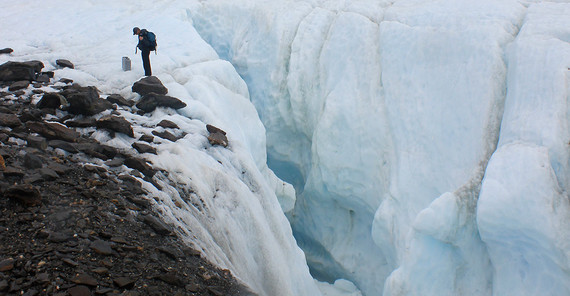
146;31;157;51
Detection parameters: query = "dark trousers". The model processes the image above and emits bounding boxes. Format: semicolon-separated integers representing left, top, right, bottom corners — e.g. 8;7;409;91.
141;49;152;76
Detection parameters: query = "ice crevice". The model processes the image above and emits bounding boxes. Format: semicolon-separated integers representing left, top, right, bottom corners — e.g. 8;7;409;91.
188;1;570;295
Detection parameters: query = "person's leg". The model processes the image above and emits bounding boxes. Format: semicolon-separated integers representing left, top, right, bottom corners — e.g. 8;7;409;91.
142;50;152;76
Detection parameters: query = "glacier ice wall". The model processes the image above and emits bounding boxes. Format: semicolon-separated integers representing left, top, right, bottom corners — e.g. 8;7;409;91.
190;0;570;295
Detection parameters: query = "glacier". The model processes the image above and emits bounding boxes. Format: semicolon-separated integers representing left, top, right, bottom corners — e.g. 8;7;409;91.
2;0;570;295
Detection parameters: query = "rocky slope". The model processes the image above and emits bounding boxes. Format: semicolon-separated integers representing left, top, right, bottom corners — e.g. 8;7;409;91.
0;58;252;296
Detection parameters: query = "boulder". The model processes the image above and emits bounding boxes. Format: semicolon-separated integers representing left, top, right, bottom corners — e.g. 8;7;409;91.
106;94;134;107
56;59;74;69
136;93;186;113
36;93;67;109
96;115;134;138
61;85;112;116
0;48;13;55
0;61;44;81
26;121;79;142
8;80;29;91
132;76;168;96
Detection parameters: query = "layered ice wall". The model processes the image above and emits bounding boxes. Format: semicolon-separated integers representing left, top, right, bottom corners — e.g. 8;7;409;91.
190;0;570;295
0;1;321;295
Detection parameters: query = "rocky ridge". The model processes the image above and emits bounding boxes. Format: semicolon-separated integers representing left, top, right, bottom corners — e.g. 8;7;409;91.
0;59;249;296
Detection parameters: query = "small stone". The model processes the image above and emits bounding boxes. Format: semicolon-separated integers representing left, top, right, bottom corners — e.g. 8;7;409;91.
67;285;91;296
132;142;157;155
0;279;8;291
157;120;179;129
96;115;134;138
0;258;15;271
56;59;74;69
0;48;13;54
23;153;43;169
92;267;108;275
208;132;228;147
206;124;226;135
151;130;177;142
4;184;41;206
8;80;30;91
34;272;50;284
0;113;22;128
90;240;114;255
47;232;70;243
71;273;98;287
106;94;134;107
26;135;48;150
113;277;136;289
138;134;154;143
140;215;171;235
62;258;79;266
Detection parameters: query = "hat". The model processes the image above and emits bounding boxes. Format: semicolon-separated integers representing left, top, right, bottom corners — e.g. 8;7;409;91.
133;27;140;35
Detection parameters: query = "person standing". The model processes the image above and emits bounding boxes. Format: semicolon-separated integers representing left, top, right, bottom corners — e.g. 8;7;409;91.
133;27;156;76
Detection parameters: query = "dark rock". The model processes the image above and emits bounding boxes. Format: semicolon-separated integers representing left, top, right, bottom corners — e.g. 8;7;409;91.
62;258;79;266
208;132;228;147
0;113;22;128
47;231;70;243
206;124;226;135
90;240;114;255
42;71;54;78
152;130;178;142
132;142;157;155
75;142;118;160
3;167;25;177
104;157;124;167
23;153;43;169
92;267;108;275
106;94;134;107
64;117;96;128
0;61;43;81
156;272;184;287
0;258;15;271
46;162;73;175
124;157;155;177
96;115;134;138
56;59;74;69
48;140;79;153
132;76;167;96
158;120;179;129
19;109;42;122
39;167;59;180
4;184;41;206
136;93;186;113
113;277;136;289
140;214;171;235
34;74;50;83
36;93;67;109
26;135;48;150
139;134;154;143
0;48;13;54
8;80;29;91
61;85;112;116
26;121;79;142
67;285;91;296
71;274;98;287
59;78;73;84
0;280;7;291
156;246;182;259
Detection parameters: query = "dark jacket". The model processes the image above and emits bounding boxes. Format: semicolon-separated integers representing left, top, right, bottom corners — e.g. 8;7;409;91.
137;29;154;51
